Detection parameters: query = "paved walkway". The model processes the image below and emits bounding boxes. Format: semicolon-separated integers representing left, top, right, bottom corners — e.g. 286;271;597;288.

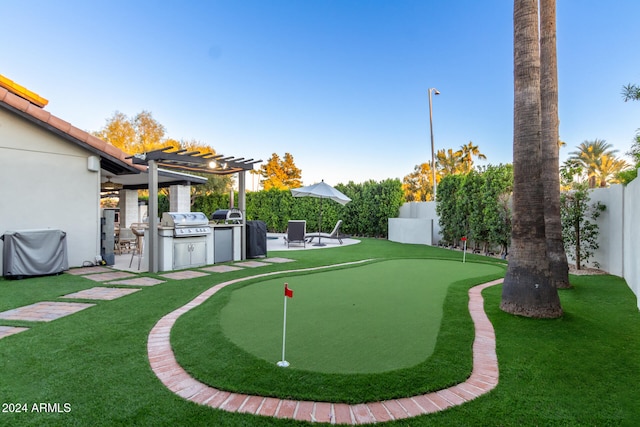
147;261;503;424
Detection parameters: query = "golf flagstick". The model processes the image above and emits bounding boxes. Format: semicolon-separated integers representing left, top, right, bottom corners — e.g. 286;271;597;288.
277;283;293;367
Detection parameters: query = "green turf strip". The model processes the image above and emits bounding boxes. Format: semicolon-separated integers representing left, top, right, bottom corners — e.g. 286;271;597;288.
220;259;503;373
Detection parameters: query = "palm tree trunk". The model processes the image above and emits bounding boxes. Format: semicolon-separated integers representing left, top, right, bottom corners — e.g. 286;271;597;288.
501;0;563;318
540;0;570;288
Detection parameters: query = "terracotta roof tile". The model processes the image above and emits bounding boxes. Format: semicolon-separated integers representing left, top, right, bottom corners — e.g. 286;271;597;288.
25;102;52;123
104;142;123;158
87;134;108;152
68;125;90;143
3;88;30;112
47;115;72;134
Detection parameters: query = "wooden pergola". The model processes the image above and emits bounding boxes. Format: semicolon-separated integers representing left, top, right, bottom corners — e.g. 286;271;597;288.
128;147;261;272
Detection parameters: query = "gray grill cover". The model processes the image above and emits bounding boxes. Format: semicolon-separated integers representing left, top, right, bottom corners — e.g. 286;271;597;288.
1;229;69;278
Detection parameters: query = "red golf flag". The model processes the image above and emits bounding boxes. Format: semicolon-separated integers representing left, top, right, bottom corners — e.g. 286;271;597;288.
284;283;293;298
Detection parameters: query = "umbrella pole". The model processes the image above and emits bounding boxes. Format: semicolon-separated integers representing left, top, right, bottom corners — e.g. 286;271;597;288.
314;197;326;247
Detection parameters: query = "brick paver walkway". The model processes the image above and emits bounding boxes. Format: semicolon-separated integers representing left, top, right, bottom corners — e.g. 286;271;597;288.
160;271;209;280
233;261;271;268
107;277;166;286
262;257;295;264
0;301;95;322
61;287;141;300
147;260;501;424
0;326;30;339
65;266;115;275
83;271;137;282
200;265;244;273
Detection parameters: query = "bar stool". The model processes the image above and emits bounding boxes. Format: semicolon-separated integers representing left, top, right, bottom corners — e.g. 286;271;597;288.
129;224;146;270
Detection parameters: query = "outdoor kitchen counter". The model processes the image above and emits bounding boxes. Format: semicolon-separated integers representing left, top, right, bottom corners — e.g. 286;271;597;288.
140;223;243;272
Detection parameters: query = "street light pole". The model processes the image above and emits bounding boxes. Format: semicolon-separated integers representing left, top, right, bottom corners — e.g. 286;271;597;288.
428;88;440;199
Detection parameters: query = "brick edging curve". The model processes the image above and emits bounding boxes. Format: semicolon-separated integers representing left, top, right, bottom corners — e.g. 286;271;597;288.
147;260;502;424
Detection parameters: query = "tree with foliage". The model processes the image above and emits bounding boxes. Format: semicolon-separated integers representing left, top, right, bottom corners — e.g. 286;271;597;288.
628;131;640;165
560;179;606;270
402;163;435;201
617;136;640;184
481;164;513;257
618;84;640;183
93;111;137;153
435;174;465;245
403;143;485;202
436;165;513;254
94;112;234;207
436;148;465;175
622;83;640;102
540;0;569;289
94;110;176;154
501;0;562;318
566;139;628;188
458;141;486;174
259;152;302;190
463;170;487;250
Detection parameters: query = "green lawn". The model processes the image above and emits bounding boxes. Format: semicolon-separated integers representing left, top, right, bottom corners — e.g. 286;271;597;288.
0;239;639;426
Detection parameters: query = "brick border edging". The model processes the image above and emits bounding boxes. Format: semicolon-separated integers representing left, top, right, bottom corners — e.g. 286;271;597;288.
147;261;502;424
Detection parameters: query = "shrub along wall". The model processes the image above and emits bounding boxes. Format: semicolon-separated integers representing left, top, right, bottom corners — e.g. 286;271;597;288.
192;179;405;237
436;165;513;255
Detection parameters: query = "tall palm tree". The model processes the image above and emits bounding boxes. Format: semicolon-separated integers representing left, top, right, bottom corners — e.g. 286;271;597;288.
540;0;570;289
568;139;618;188
501;0;562;318
458;141;486;173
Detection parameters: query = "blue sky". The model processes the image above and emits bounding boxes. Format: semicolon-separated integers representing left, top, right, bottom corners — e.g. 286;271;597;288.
3;0;639;188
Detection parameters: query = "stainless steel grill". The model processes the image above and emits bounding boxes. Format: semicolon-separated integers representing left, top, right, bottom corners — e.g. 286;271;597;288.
161;212;212;237
210;208;243;224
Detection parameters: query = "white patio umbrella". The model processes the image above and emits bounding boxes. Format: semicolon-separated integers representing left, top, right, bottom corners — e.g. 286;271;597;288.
290;180;351;246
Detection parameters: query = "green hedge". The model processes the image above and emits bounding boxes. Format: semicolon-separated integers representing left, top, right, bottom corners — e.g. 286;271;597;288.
436;165;513;254
192;179;404;237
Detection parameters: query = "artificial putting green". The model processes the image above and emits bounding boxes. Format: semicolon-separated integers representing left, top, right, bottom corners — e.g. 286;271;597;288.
220;259;503;374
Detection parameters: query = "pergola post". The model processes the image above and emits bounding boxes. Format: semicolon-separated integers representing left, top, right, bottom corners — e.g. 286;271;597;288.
148;159;159;273
238;170;247;260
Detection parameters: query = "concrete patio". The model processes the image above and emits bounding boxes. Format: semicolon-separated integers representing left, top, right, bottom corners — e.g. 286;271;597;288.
109;233;360;273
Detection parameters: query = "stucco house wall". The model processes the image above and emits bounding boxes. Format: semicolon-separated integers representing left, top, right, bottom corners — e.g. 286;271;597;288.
0;108;101;272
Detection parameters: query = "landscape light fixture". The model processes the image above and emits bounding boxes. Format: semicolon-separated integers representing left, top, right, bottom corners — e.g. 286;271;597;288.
428;87;440;199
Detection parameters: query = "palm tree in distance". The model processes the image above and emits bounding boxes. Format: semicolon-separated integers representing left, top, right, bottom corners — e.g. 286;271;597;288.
568;139;619;188
597;154;629;187
459;141;486;173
